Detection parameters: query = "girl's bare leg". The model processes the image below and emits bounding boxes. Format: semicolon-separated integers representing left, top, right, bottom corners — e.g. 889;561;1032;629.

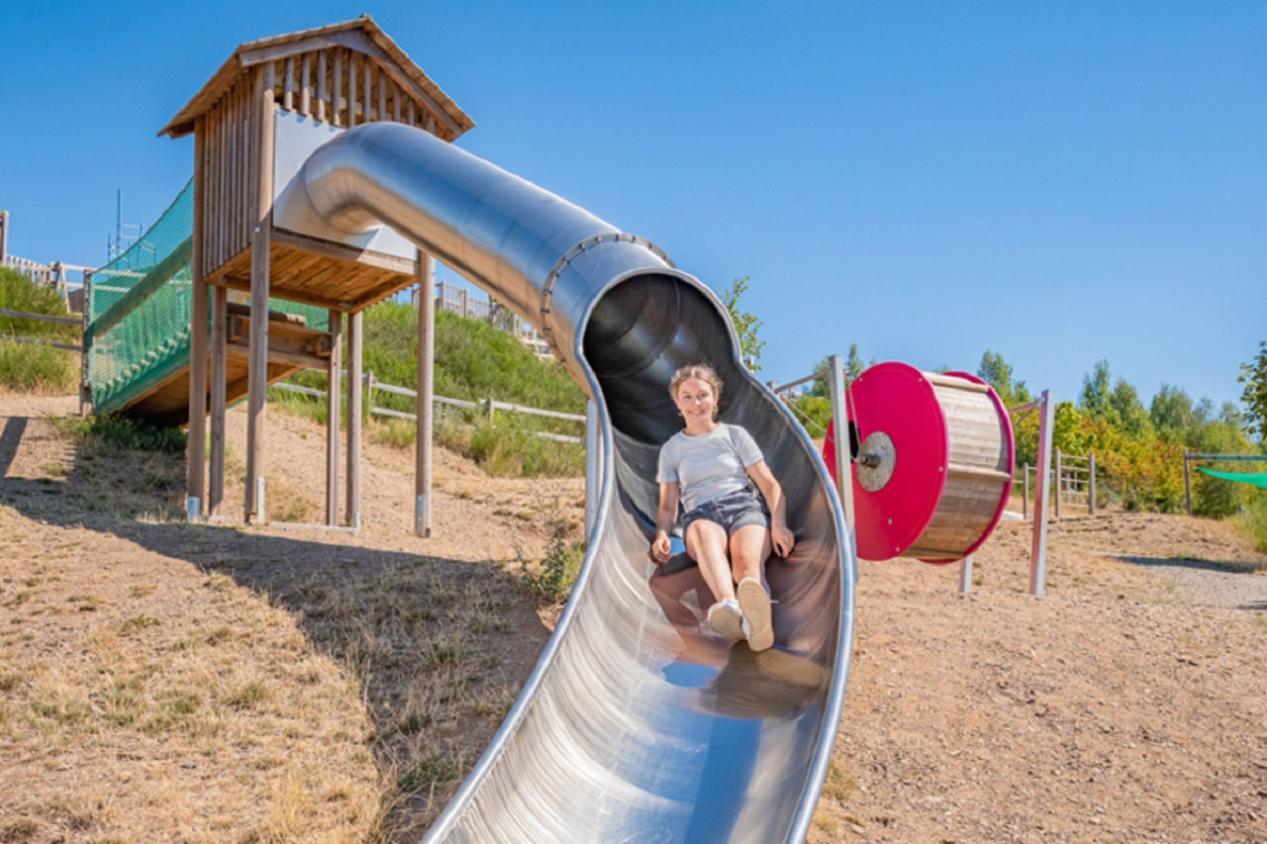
685;520;736;604
729;524;772;585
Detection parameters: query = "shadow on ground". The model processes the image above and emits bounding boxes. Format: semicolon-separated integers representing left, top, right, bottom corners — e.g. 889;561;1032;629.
0;412;551;840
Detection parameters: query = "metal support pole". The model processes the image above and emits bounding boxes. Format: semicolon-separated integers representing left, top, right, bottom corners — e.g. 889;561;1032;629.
0;210;8;264
1088;452;1097;516
585;401;602;539
347;310;363;530
415;252;435;538
826;354;856;561
1030;390;1054;596
326;309;342;526
1183;450;1192;516
959;554;973;595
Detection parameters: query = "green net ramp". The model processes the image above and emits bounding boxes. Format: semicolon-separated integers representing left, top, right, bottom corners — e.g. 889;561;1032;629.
1197;467;1267;490
87;179;328;417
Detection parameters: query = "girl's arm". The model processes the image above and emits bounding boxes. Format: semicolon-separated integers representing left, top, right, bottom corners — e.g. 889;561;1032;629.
746;460;796;558
651;481;680;563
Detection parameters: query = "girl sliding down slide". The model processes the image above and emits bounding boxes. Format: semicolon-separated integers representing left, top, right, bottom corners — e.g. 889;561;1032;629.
650;363;795;651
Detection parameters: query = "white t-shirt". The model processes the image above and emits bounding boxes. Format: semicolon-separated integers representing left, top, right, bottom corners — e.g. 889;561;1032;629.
656;423;765;513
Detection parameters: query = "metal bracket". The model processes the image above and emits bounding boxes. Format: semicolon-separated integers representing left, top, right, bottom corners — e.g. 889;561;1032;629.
538;232;673;361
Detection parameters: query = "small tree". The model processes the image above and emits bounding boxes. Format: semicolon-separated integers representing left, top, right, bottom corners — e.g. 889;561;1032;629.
977;350;1031;407
1239;341;1267;440
721;276;765;371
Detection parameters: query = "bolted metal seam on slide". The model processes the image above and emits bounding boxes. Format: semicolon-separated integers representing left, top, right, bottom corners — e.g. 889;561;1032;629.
284;122;856;844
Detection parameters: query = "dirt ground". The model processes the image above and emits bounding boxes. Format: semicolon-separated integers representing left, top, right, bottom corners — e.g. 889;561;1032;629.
2;393;1266;842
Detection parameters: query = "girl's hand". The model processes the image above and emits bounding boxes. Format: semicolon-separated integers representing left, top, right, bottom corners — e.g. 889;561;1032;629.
651;533;672;564
772;525;796;559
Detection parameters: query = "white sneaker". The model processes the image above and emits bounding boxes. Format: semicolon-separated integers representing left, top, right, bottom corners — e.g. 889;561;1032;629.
706;599;744;642
737;577;773;652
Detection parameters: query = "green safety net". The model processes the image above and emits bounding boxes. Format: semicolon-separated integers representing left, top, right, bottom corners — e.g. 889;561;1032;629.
87;179;328;418
1197;467;1267;490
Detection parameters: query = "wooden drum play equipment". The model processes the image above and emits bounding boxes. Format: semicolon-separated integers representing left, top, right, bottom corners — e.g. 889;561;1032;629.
823;362;1015;563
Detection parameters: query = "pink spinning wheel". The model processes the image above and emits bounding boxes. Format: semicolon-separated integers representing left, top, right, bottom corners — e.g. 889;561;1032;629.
823;363;1014;564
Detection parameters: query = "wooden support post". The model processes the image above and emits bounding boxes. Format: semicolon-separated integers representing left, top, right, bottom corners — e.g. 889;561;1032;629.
460;288;469;318
1183;451;1193;516
1088;451;1097;516
1030;390;1054;596
1022;463;1030;520
415;253;435;538
209;285;227;515
186;117;209;522
347;310;363;529
326;309;342;526
0;210;8;263
1053;447;1062;520
246;64;276;523
79;270;92;417
827;354;857;566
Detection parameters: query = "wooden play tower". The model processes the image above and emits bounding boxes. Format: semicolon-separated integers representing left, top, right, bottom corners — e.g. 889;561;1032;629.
160;17;473;529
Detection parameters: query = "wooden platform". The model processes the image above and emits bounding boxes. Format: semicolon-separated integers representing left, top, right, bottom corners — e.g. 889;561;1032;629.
122;305;331;427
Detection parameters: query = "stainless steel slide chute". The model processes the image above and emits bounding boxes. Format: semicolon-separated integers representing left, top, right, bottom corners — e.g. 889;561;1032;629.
278;122;856;843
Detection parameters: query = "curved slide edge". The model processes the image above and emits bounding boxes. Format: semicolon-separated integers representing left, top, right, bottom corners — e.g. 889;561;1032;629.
278;122;856;843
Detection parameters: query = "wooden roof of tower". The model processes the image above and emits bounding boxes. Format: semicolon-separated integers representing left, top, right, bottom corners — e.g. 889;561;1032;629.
160;16;475;314
158;14;474;141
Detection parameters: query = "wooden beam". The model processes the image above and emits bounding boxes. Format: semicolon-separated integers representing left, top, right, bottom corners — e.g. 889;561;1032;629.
187;114;209;520
316;50;327;123
327;310;342;526
213;274;354;313
270;226;418;274
228;340;326;370
347;310;363;529
300;53;311;116
209;285;227;516
246;63;276;524
416;252;435;537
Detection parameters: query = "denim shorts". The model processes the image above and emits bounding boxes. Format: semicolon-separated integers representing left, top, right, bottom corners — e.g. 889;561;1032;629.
682;486;771;538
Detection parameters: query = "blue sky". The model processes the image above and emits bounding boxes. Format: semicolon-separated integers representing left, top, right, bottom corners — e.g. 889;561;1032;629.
2;2;1264;410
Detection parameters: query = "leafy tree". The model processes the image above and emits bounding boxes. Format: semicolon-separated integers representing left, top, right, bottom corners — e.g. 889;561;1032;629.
1080;360;1114;420
1109;379;1152;437
1150;384;1195;434
806;344;865;399
977;350;1031;407
1239;341;1267;440
721;276;765;371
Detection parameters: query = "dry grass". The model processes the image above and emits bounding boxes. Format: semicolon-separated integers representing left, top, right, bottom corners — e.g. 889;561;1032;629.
1;400;554;841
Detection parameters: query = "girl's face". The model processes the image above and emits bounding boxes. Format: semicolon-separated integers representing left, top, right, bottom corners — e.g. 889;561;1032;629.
674;377;717;425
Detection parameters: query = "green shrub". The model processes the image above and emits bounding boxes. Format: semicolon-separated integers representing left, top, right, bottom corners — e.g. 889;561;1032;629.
54;414;186;454
0;340;76;392
1233;494;1267;554
0;267;77;341
522;518;586;603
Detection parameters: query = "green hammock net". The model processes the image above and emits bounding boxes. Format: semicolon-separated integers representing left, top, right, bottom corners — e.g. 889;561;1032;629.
1197;467;1267;490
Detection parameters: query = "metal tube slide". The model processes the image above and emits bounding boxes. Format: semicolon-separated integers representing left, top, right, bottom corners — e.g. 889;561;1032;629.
282;123;856;843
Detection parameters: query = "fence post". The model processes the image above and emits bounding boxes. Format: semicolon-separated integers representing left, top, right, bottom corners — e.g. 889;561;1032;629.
1088;451;1097;516
460;288;469;318
1022;463;1030;520
1183;450;1192;516
0;210;7;264
485;396;495;423
1030;390;1054;596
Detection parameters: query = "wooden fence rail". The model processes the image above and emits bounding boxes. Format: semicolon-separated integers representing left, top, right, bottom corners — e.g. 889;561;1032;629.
271;377;585;444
